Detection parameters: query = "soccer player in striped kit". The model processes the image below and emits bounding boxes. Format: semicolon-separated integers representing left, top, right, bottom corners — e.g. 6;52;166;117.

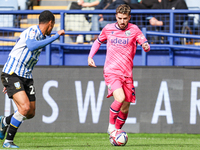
88;4;150;134
0;10;65;148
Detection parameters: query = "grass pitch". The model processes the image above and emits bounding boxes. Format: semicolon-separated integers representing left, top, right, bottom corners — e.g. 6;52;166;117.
1;133;200;150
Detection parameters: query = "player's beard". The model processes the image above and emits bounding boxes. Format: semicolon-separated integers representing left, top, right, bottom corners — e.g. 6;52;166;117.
116;21;128;30
118;23;127;30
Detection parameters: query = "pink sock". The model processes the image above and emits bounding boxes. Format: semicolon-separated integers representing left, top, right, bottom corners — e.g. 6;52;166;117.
115;111;128;129
109;100;123;124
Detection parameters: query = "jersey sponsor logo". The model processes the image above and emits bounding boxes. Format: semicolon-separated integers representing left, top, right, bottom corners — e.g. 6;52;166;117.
14;82;21;90
110;37;129;46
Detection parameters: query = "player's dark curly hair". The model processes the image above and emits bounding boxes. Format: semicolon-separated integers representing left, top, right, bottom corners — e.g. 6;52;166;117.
116;4;131;15
39;10;55;24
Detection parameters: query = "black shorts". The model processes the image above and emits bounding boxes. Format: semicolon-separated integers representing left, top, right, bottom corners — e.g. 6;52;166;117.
1;72;36;101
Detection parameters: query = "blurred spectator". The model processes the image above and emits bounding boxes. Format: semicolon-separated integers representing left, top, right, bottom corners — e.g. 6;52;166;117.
69;0;100;9
129;0;159;9
127;0;159;27
91;0;126;41
148;0;188;44
149;0;188;26
17;0;32;10
28;0;40;9
65;0;101;43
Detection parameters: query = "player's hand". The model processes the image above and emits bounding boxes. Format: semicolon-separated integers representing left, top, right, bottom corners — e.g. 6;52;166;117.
81;2;90;7
88;57;96;67
142;42;150;52
57;30;65;36
2;87;7;94
149;17;163;26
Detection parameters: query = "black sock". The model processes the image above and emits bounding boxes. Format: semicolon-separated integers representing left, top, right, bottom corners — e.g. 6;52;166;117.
6;125;18;141
5;114;13;125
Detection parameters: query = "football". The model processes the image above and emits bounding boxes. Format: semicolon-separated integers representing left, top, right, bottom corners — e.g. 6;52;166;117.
109;129;128;146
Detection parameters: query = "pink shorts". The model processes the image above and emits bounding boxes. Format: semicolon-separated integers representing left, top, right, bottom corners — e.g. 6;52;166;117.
104;74;136;103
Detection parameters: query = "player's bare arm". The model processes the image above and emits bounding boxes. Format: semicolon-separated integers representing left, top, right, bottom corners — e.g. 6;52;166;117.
88;57;96;67
142;42;150;52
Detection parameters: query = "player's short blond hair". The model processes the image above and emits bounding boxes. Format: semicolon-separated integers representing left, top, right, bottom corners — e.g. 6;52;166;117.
116;4;131;16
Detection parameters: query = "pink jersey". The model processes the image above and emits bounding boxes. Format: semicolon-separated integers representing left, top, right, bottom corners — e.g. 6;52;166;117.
98;23;147;77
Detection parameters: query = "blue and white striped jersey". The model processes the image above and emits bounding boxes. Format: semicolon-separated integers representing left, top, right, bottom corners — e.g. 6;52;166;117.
3;25;59;79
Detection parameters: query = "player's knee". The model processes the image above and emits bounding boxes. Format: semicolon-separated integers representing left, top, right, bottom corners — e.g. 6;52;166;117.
26;109;35;119
113;88;125;103
120;102;130;113
20;103;31;115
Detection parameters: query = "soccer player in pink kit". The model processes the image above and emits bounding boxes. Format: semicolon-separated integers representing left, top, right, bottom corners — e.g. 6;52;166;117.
88;4;150;134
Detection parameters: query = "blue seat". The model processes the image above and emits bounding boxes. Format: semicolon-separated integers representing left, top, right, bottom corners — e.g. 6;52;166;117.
0;0;18;27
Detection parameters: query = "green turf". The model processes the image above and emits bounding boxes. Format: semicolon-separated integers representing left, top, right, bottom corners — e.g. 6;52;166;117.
1;133;200;150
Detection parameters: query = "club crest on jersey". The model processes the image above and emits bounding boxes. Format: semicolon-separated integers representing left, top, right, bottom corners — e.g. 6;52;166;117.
111;37;129;46
14;82;21;89
125;30;131;36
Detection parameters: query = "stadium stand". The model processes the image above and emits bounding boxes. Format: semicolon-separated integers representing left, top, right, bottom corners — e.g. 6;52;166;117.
0;0;18;27
182;0;200;45
0;0;19;47
40;0;71;6
21;3;67;29
0;0;200;66
18;0;30;10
